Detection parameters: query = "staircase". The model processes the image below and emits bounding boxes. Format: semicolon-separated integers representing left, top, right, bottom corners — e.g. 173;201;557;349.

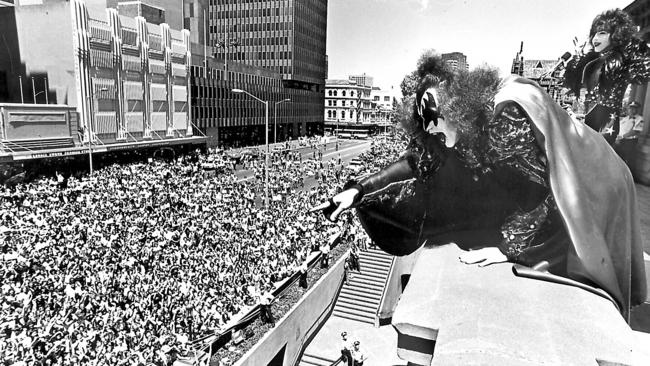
332;248;394;325
299;353;339;366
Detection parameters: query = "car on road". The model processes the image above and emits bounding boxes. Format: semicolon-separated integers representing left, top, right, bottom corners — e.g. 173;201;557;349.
347;158;364;175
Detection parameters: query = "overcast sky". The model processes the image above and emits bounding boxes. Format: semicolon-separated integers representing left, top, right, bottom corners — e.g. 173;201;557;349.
326;0;634;91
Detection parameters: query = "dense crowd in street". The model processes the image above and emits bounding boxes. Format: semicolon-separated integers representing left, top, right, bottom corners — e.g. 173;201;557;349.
0;135;407;366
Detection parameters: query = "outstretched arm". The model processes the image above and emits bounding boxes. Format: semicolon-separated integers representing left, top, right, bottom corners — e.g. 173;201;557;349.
311;156;416;221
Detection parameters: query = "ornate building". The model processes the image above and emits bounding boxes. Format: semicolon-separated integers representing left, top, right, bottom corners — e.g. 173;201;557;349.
0;0;200;154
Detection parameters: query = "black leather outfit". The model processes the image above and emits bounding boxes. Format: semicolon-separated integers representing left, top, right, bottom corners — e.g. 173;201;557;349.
563;38;650;144
350;103;570;274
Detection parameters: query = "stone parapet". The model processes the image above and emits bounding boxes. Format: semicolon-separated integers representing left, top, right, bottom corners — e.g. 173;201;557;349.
392;243;650;366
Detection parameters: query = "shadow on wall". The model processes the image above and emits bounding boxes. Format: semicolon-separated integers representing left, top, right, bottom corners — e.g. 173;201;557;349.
0;9;55;104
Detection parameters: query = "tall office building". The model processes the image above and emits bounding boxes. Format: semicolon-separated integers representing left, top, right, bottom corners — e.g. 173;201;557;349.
442;52;468;72
207;0;328;89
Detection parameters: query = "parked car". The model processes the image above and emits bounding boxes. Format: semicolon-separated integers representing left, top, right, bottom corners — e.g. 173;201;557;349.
347;158;364;175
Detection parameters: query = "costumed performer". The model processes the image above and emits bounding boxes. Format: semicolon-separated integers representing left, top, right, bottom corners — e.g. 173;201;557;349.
562;8;650;144
313;58;646;320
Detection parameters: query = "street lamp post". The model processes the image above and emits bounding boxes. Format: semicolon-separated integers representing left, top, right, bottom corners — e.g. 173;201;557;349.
274;98;291;144
232;88;270;208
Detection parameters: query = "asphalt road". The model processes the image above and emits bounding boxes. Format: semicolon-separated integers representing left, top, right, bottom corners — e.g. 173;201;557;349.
232;138;371;183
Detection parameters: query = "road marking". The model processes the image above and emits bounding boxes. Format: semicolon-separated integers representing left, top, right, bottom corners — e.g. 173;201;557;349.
322;142;369;159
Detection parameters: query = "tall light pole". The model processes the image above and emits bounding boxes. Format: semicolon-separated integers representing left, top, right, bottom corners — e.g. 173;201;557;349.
232;88;270;208
274;98;291;144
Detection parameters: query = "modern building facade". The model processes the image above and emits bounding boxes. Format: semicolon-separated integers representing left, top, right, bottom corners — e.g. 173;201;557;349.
186;0;327;146
206;0;327;86
190;49;323;147
0;0;203;161
442;52;468;72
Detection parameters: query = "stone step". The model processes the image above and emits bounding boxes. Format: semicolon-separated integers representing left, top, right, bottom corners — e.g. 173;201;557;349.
355;261;391;272
358;251;392;260
351;271;388;283
348;277;385;289
340;286;383;299
359;254;393;264
353;265;389;277
300;353;337;366
333;309;375;324
337;296;380;309
335;303;376;319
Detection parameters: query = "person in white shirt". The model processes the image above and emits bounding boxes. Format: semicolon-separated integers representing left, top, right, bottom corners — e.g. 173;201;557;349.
618;102;644;140
351;340;368;366
615;101;645;169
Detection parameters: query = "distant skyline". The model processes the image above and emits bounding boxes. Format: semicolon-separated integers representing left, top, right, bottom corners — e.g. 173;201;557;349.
326;0;634;92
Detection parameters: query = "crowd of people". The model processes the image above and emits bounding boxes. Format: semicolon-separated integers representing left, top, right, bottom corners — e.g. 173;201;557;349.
0;135;406;366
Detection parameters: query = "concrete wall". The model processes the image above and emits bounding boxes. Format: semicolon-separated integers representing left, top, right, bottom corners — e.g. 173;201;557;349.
377;246;423;322
1;103;75;140
0;1;76;105
235;252;347;366
392;244;650;366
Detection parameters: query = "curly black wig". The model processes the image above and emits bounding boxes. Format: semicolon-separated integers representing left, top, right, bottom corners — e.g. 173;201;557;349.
590;9;636;49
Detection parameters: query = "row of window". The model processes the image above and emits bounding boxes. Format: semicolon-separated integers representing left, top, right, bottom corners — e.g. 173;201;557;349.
327;90;354;97
326;110;353;120
327;100;355;107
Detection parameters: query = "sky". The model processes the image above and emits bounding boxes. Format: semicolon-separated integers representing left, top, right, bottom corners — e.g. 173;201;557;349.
326;0;634;92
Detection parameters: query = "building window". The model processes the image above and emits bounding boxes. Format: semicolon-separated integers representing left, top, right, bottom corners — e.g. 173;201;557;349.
328;90;332;96
328;110;332;118
333;111;337;119
351;91;354;97
342;91;346;97
334;91;338;96
384;96;391;102
341;111;346;119
373;96;380;101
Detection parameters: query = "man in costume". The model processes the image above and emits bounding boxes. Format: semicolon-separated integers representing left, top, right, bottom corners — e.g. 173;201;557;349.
563;8;650;144
313;59;646;320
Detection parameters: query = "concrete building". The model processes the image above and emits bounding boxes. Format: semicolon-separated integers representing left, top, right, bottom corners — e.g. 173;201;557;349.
349;73;373;88
442;52;468;72
0;0;203;160
106;0;183;29
206;0;327;87
324;79;371;124
370;87;397;124
114;1;165;25
185;0;327;147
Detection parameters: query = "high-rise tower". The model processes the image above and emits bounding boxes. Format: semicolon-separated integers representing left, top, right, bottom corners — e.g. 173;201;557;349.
207;0;328;90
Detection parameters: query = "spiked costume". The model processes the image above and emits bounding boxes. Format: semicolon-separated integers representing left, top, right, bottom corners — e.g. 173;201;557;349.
563;9;650;143
346;72;646;318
